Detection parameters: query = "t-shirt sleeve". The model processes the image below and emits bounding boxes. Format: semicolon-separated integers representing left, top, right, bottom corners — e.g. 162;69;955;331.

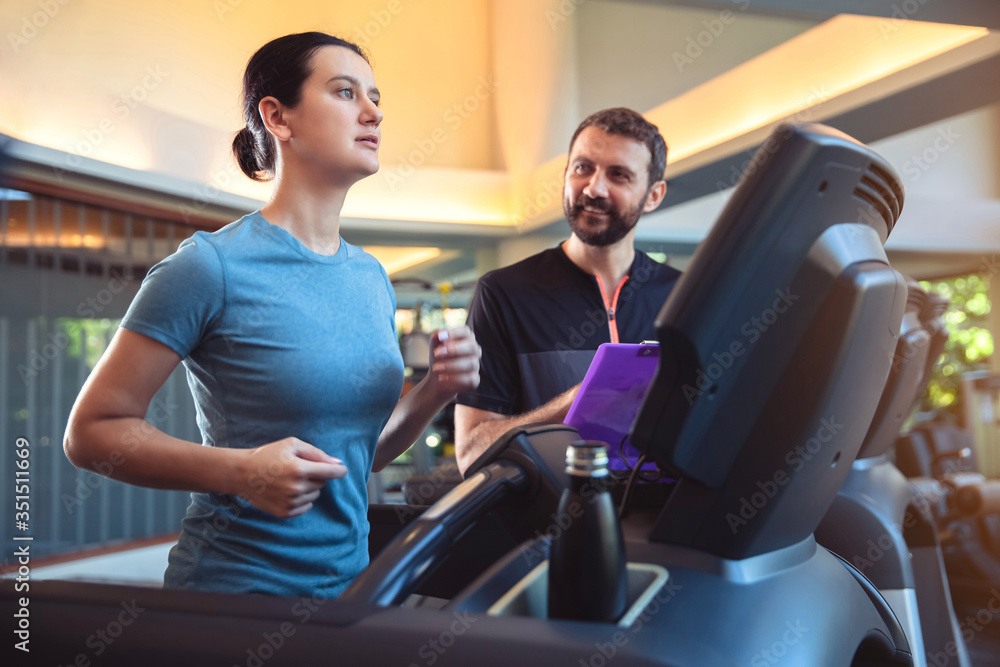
456;275;520;415
120;234;225;358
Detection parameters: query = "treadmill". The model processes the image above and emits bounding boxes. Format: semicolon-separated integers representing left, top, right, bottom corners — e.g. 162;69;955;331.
6;122;920;666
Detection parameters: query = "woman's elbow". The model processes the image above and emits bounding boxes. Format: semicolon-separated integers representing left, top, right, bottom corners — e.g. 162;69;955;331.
63;420;87;469
63;411;101;470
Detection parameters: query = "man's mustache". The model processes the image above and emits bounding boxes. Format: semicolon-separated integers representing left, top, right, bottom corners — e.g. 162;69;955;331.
572;196;613;215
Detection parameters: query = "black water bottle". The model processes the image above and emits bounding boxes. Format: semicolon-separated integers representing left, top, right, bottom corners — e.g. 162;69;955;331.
547;441;627;622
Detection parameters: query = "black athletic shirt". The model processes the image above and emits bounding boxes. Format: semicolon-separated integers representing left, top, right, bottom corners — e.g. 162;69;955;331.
457;245;682;416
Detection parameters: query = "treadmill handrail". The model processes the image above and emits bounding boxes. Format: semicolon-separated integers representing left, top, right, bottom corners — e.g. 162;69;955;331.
341;460;528;606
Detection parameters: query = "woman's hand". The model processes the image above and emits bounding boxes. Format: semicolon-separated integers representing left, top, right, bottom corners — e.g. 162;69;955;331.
233;438;347;518
373;326;481;471
426;326;482;400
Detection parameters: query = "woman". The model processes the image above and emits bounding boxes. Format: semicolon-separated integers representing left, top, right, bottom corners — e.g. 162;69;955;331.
64;32;481;598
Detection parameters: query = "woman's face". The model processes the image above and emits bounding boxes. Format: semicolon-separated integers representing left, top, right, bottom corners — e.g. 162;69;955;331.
280;45;383;184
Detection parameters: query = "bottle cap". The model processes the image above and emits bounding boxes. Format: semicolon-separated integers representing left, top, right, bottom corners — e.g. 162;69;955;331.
566;441;610;477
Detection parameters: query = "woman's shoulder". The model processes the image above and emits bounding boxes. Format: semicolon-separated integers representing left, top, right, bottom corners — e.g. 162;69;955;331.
194;212;263;251
341;239;389;273
160;230;226;277
167;212;266;270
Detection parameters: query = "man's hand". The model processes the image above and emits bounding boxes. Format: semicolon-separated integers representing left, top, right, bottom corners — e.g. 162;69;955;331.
234;438;347;518
426;325;482;399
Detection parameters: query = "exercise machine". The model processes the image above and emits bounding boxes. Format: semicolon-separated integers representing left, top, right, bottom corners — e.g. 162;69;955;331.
8;122;922;666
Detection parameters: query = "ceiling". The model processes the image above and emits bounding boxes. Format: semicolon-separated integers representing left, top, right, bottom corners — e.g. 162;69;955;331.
2;0;1000;290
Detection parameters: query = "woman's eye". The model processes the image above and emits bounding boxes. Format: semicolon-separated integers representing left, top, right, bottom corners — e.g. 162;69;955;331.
337;88;354;99
370;96;380;107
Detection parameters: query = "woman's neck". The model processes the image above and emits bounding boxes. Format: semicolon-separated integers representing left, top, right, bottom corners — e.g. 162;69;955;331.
260;165;351;256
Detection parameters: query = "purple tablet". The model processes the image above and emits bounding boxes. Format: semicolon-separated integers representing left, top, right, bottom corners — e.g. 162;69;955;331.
564;342;660;471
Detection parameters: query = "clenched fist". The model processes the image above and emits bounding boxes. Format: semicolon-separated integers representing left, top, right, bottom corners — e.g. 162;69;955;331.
234;438;347;518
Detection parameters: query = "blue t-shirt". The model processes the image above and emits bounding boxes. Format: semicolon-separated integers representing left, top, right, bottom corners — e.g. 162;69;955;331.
120;211;404;597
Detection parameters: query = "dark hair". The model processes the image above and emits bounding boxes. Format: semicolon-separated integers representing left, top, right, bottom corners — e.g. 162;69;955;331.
233;32;369;182
568;108;668;189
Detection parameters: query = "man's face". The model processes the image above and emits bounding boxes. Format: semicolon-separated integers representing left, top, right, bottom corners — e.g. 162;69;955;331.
563;126;658;247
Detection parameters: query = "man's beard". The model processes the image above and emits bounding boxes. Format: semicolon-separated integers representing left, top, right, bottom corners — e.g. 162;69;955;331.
565;194;645;247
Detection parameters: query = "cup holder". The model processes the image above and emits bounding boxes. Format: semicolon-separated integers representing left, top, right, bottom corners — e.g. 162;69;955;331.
487;561;669;626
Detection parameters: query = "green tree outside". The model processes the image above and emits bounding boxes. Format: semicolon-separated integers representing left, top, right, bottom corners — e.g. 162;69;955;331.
920;273;994;418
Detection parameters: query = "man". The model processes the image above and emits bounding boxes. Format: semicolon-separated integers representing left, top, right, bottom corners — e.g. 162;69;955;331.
454;108;682;473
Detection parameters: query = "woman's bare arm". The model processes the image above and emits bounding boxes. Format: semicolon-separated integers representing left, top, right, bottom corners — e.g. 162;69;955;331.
373;326;481;471
64;328;346;517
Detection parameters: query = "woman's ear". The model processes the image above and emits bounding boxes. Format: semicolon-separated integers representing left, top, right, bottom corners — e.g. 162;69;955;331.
259;96;292;142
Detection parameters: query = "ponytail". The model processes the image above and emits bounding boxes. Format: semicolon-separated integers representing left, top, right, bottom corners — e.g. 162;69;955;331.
232;126;269;182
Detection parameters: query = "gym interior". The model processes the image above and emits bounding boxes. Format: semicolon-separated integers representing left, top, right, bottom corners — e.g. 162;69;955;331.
3;1;1000;665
